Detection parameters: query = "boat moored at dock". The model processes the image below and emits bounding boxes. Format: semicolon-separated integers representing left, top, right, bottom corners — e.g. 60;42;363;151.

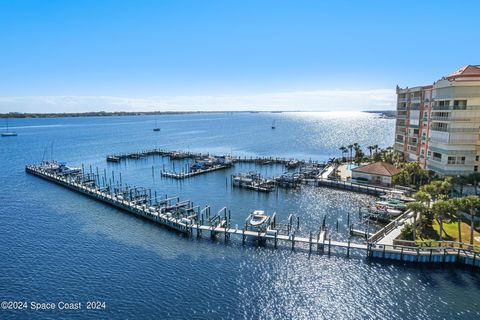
246;210;270;231
232;172;276;192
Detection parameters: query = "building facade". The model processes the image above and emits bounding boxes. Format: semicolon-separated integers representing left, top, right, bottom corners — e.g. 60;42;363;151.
394;85;432;167
395;65;480;176
351;161;400;187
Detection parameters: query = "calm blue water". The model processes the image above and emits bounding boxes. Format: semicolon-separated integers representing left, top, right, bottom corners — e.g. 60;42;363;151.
347;163;359;171
1;112;479;319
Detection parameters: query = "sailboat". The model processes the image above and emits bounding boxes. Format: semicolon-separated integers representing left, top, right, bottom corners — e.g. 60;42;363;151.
153;119;161;132
1;118;17;137
271;120;276;129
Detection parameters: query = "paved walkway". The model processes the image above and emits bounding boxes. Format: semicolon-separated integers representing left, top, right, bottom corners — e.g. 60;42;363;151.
320;164;336;179
377;211;415;245
336;164;350;181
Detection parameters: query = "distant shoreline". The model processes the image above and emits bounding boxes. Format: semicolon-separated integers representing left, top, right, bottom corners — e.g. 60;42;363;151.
363;110;396;119
0;110;396;119
0;110;264;118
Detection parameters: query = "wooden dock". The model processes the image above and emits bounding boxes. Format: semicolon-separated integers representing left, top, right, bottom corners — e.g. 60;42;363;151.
25;162;480;268
26;164;333;254
316;178;393;196
106;148;325;167
161;164;231;179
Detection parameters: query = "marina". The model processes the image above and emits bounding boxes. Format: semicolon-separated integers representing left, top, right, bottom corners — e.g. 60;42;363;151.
25;160;480;268
106;148;325;167
3;112;479;319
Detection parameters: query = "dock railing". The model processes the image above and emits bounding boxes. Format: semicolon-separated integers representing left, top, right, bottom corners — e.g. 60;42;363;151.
368;210;411;243
392;239;480;252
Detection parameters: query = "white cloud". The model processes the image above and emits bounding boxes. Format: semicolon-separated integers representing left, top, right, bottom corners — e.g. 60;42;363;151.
0;89;396;113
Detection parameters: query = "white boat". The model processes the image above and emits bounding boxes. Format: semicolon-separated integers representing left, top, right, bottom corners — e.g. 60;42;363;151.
153;119;161;131
381;190;415;202
386;208;403;217
247;210;269;228
375;200;406;210
1;118;17;137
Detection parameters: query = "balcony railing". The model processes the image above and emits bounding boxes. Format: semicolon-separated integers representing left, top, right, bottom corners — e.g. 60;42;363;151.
430;127;448;132
431;115;480;122
432;104;480;111
430;115;450;121
432;105;451;111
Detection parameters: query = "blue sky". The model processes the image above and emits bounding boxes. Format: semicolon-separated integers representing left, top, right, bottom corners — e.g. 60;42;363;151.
0;0;479;112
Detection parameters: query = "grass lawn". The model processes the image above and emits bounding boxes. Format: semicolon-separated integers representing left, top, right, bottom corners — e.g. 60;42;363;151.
416;220;480;247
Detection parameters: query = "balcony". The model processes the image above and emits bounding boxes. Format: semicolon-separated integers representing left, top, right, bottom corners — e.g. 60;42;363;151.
394;143;404;151
432;105;451;111
431;126;448;132
411;99;422;104
430;115;450;121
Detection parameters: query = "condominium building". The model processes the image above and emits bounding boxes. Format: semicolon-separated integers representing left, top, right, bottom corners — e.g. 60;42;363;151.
395;65;480;176
394;85;432;167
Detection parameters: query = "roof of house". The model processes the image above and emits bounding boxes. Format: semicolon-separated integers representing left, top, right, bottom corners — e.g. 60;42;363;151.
446;65;480;79
351;161;400;177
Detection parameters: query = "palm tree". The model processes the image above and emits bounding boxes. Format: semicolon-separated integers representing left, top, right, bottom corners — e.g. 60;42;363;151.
367;145;374;158
441;177;453;197
449;198;462;244
339;146;348;158
373;144;379;155
464;195;480;245
347;144;353;162
431;200;454;242
406;201;426;241
353;143;360;152
421;180;443;203
414;190;431;206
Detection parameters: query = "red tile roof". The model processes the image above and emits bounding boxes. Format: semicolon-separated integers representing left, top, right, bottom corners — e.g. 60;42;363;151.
352;161;400;177
446;65;480;79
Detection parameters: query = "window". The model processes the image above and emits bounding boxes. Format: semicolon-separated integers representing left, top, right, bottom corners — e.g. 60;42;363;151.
438;100;450;107
453;100;467;110
431;122;448;132
433;152;442;160
447;156;467;165
476;155;479;161
413;129;419;134
475;166;478;172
